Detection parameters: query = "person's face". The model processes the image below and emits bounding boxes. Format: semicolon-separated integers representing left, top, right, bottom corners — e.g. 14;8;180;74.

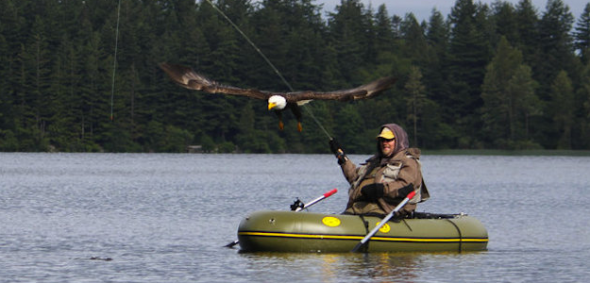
379;137;396;157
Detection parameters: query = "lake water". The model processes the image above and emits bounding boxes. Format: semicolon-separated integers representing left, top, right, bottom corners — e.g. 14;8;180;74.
1;153;589;282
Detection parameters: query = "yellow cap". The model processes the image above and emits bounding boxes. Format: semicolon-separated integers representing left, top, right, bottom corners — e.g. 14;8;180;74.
377;128;395;139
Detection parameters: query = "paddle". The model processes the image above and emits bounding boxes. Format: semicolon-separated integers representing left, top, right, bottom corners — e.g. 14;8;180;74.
351;190;417;253
294;188;338;211
225;188;338;248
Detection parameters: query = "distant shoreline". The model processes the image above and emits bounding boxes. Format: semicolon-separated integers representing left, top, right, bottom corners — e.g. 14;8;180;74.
3;150;590;156
422;149;590;156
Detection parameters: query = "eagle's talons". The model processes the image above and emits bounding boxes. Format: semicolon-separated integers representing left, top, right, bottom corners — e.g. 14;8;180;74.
279;121;284;131
297;122;302;132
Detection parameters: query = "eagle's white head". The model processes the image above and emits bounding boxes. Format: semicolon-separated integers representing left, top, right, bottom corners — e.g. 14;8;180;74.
268;95;287;111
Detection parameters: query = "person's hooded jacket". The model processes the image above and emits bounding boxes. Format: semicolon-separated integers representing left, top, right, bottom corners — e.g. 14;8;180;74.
339;123;429;215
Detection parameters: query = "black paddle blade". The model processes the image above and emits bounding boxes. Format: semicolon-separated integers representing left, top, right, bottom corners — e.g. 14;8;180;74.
224;240;239;248
351;242;366;253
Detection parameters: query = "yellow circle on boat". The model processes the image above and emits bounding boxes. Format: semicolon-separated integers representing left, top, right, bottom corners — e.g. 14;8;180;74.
376;222;390;233
322;216;341;227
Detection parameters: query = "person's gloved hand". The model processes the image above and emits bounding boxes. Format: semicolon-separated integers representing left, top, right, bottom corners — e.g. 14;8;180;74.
329;138;346;164
361;183;385;201
396;184;414;199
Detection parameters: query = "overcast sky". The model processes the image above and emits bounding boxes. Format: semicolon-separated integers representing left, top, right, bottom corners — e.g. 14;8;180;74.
315;0;589;21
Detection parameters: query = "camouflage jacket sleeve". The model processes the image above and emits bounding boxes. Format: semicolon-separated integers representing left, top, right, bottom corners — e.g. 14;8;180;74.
339;157;359;184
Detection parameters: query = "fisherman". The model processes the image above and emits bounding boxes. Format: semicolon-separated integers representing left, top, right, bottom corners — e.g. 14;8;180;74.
329;123;429;216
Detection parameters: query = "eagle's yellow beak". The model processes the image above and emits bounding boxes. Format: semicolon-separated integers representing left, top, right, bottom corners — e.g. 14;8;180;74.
268;102;276;111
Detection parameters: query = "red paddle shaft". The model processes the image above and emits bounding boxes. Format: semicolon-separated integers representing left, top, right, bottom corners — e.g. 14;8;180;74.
295;188;338;211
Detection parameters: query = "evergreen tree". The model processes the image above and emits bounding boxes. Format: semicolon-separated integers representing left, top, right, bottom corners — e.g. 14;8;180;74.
373;4;394;54
507;64;541;148
326;0;370;83
404;66;427;147
2;0;590;151
580;63;590;146
0;33;9;133
424;9;450;104
481;36;521;147
536;0;575;98
447;0;491;148
334;104;364;153
574;3;590;64
514;0;540;66
491;1;519;45
548;70;574;149
299;103;332;153
401;13;429;67
481;36;540;148
236;101;272;153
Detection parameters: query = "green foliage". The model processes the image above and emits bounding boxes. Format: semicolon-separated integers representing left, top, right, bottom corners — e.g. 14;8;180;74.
334;104;365;153
481;36;541;149
579;64;590;147
447;0;491;137
535;0;576;99
514;0;539;63
1;0;590;153
404;66;428;147
574;3;590;64
549;70;575;149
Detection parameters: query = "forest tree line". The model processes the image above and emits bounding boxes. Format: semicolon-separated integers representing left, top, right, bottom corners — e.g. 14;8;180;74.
1;0;590;153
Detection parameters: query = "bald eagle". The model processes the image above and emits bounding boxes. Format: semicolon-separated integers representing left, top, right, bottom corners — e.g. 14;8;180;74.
160;63;396;132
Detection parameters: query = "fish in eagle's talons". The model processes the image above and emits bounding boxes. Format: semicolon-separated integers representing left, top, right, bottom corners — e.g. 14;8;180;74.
159;62;397;132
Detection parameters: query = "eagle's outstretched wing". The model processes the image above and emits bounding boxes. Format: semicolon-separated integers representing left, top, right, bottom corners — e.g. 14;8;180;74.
159;62;273;100
160;62;396;102
282;76;397;103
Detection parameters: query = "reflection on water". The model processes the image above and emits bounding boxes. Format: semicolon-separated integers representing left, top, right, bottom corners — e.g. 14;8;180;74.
347;253;420;282
1;153;590;282
235;251;499;283
237;252;423;283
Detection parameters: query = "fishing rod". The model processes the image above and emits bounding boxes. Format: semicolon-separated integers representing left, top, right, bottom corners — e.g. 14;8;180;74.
204;0;333;139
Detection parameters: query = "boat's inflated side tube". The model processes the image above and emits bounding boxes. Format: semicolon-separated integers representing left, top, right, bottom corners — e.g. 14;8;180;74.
237;211;488;253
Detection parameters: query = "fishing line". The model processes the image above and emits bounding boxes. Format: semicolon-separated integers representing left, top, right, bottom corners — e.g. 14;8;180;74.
205;0;332;139
205;0;293;92
110;0;122;121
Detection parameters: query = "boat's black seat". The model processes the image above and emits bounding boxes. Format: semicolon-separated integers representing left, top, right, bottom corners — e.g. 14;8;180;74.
412;212;460;219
